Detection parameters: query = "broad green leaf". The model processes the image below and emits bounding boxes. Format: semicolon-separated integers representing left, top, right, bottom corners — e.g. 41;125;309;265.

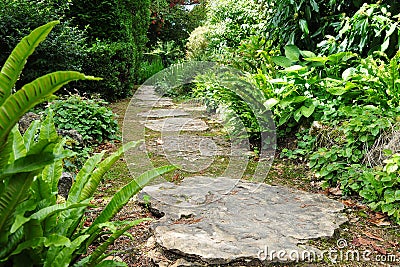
0;150;73;178
23;120;40;151
0;228;23;260
300;50;316;58
326;87;347;96
300;105;315;118
299;19;309;36
0;172;35;236
6;234;71;260
278;112;291;126
11;202;88;233
44;235;89;267
41;141;65;194
0;71;99;150
86;165;176;235
10;126;26;161
67;152;105;204
359;190;375;201
280;96;307;108
264;98;279;109
37;110;58;147
0;21;59;106
303;56;328;63
78;141;140;202
293;108;302;122
284;45;301;61
271;56;292;68
395;190;400;201
0;128;14;169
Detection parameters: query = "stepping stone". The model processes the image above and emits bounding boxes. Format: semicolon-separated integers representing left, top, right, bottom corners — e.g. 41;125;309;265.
139;176;347;264
146;135;249;157
137;109;189;118
135;99;174;108
144;118;209;132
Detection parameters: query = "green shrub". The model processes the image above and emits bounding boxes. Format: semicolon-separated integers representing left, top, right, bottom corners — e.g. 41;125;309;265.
48;95;119;144
150;40;186;66
358;153;400;224
318;3;400;57
79;41;136;100
186;26;211;60
66;0;151;98
138;56;164;83
0;0;88;90
148;0;206;56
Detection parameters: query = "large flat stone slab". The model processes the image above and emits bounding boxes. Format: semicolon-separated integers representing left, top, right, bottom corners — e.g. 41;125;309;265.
137;109;189;118
139;176;347;264
146;135;246;156
144;118;209;132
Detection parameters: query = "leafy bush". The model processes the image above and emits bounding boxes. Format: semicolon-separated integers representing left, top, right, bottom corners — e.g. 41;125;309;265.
148;40;185;67
358;153;400;224
0;0;88;90
186;26;211;60
68;0;151;81
48;95;119;144
79;41;136;100
138;56;164;83
318;3;400;57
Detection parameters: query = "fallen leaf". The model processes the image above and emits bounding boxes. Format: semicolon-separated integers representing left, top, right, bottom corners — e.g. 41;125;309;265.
342;199;355;207
329;187;342;196
372;244;387;255
373;212;387;219
368;217;391;226
352;237;374;246
363;231;384;242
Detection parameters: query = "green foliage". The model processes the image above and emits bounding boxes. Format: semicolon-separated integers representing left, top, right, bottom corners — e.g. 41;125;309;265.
0;20;91;260
0;21;176;265
318;3;400;57
148;0;207;62
192;0;266;62
138;56;165;83
186;26;211;60
1;0;152;100
79;41;137;100
48;95;119;144
67;0;151;99
0;0;88;90
358;153;400;224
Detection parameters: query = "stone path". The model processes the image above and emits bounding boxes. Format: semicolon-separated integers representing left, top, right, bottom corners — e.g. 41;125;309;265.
123;86;348;266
